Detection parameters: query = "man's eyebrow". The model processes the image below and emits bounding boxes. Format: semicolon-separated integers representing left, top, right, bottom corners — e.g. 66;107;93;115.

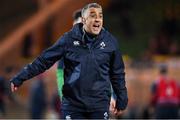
89;11;103;14
89;11;96;14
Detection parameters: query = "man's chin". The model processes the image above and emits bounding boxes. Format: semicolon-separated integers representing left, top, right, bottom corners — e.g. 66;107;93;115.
92;30;101;35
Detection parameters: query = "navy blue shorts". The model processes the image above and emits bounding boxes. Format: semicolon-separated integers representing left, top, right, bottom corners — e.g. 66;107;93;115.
61;109;109;119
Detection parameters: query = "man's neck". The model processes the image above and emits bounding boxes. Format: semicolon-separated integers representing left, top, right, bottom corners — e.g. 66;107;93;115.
83;28;97;39
86;31;97;39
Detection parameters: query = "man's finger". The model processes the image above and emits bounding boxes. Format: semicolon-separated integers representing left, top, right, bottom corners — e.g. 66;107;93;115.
11;83;14;92
15;87;18;91
110;99;115;112
115;110;123;116
113;109;117;114
11;83;18;92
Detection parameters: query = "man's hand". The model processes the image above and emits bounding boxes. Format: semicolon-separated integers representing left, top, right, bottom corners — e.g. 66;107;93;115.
113;109;123;116
109;97;124;117
11;82;18;92
109;97;116;112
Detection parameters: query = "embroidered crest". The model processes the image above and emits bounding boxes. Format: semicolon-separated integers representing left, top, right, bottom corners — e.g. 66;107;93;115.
100;42;106;49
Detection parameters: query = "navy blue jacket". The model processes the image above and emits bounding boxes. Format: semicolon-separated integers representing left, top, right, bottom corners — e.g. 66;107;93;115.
10;23;128;111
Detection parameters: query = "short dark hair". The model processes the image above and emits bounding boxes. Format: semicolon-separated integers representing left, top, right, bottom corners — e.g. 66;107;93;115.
81;3;102;17
73;9;82;21
159;65;168;74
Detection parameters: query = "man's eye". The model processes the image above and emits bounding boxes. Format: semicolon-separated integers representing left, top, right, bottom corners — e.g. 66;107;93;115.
90;14;96;18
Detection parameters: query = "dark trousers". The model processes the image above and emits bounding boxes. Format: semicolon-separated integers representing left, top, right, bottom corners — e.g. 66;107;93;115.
155;105;179;119
61;109;109;119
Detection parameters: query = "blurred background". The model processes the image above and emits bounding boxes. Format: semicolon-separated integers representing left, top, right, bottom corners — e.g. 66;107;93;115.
0;0;179;119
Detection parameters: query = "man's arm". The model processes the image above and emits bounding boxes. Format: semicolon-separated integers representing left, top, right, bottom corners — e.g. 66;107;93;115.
10;35;67;91
109;40;128;116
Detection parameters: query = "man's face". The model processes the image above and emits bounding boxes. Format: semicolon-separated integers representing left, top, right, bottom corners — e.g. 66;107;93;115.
82;7;103;35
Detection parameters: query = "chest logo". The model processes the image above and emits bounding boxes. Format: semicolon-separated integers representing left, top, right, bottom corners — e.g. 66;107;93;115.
73;41;80;46
100;42;106;49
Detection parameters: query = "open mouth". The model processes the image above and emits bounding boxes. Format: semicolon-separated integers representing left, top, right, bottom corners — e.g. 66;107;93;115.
93;24;101;31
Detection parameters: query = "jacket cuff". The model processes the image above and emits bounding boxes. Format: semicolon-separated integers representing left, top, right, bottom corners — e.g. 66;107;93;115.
115;98;128;110
10;78;23;87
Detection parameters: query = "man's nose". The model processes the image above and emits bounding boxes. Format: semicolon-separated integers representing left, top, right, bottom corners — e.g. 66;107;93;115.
95;17;101;22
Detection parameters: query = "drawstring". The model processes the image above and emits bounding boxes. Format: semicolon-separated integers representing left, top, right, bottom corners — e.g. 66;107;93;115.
82;28;86;47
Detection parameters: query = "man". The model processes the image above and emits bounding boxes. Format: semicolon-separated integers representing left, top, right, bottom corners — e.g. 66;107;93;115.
10;3;128;119
150;65;179;119
72;9;82;25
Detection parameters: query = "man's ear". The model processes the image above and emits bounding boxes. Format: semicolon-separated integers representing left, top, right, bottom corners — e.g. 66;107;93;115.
82;17;86;24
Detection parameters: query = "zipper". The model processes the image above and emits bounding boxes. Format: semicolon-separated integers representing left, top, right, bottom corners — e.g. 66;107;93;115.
81;28;102;77
88;46;101;78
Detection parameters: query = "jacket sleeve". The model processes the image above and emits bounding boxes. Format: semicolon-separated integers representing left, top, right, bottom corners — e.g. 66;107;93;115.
10;35;67;87
110;38;128;110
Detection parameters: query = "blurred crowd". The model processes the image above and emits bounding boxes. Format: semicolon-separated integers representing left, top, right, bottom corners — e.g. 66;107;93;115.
144;8;179;59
